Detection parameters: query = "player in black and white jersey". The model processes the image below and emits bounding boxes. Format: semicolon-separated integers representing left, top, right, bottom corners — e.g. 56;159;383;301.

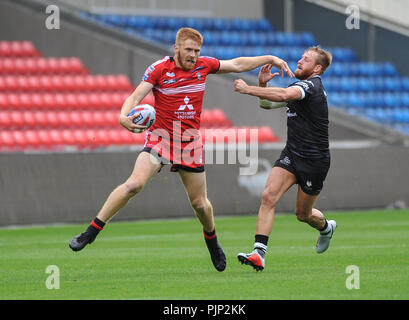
233;46;336;271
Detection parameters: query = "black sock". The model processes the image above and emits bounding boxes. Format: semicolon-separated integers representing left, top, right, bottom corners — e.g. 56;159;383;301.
203;228;216;240
203;229;218;249
87;217;105;236
319;220;329;233
254;234;269;258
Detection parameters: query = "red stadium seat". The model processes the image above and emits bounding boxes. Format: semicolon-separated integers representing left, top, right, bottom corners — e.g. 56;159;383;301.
0;131;14;148
31;93;45;109
50;75;65;92
87;93;102;109
80;110;94;127
18;93;32;110
12;130;27;148
54;93;66;109
93;111;107;127
212;109;230;127
9;111;24;128
49;129;63;145
112;92;127;108
65;93;78;109
104;110;119;127
0;94;8;109
107;129;123;145
76;93;90;109
118;129;134;144
45;111;60;127
43;93;57;109
4;76;18;91
33;111;48;128
7;94;20;109
94;75;110;91
22;112;36;128
72;129;88;148
37;129;52;147
57;111;72;128
25;130;40;147
258;126;278;143
96;129;110;146
69;111;83;127
115;75;132;91
20;41;40;57
23;58;38;74
84;129;99;147
0;41;13;56
200;109;212;127
0;112;12;128
67;57;87;74
61;129;76;145
66;75;82;91
34;58;49;74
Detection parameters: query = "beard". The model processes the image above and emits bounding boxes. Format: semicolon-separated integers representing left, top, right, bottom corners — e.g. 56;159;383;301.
294;68;309;80
176;52;196;71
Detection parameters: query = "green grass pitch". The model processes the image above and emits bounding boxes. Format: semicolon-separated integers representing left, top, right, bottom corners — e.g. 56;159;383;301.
0;209;408;300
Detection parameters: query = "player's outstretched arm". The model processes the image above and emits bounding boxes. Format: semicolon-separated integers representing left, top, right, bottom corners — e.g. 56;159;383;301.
234;78;302;109
119;81;154;132
217;55;294;78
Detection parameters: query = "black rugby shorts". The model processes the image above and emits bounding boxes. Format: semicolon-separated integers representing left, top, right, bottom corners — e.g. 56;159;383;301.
273;146;330;196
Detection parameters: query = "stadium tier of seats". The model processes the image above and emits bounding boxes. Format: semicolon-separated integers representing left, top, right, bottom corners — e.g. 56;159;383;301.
0;40;279;152
78;13;409;136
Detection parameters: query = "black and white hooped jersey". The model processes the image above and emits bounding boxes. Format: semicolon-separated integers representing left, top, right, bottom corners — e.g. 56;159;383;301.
285;75;329;159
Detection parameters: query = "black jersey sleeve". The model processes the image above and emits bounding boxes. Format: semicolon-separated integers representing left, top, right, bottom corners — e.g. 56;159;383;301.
289;80;316;100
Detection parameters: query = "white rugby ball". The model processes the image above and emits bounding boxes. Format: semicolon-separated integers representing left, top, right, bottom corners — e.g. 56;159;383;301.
127;104;156;133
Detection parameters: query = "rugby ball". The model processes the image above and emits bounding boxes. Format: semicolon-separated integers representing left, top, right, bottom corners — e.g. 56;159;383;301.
127;104;156;133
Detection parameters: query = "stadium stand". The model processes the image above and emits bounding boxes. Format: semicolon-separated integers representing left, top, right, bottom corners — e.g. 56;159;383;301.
0;40;279;152
76;13;409;137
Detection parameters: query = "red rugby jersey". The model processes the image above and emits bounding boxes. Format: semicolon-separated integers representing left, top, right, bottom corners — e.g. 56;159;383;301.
142;55;220;140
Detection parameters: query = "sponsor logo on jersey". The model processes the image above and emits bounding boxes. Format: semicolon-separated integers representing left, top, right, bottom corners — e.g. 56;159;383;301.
166;72;175;77
178;96;194;111
175;96;196;119
280;156;291;166
295;81;310;91
286;107;297;118
163;78;177;85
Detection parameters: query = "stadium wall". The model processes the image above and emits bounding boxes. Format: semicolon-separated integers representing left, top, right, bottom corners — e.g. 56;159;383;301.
1;146;409;226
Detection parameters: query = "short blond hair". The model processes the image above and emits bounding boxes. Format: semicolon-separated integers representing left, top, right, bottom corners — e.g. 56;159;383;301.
175;27;203;46
306;46;332;75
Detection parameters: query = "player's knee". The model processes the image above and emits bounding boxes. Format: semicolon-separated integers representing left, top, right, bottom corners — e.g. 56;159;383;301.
190;197;209;215
295;209;309;223
261;189;279;208
123;179;144;197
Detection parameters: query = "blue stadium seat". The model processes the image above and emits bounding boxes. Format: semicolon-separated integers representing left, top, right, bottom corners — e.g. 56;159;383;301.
400;77;409;91
255;19;272;31
382;62;399;76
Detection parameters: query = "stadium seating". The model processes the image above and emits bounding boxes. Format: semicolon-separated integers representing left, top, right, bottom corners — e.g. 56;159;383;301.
0;40;280;152
77;13;409;136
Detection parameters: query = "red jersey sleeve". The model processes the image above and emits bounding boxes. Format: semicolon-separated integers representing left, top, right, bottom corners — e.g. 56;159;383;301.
142;56;169;86
201;56;220;74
